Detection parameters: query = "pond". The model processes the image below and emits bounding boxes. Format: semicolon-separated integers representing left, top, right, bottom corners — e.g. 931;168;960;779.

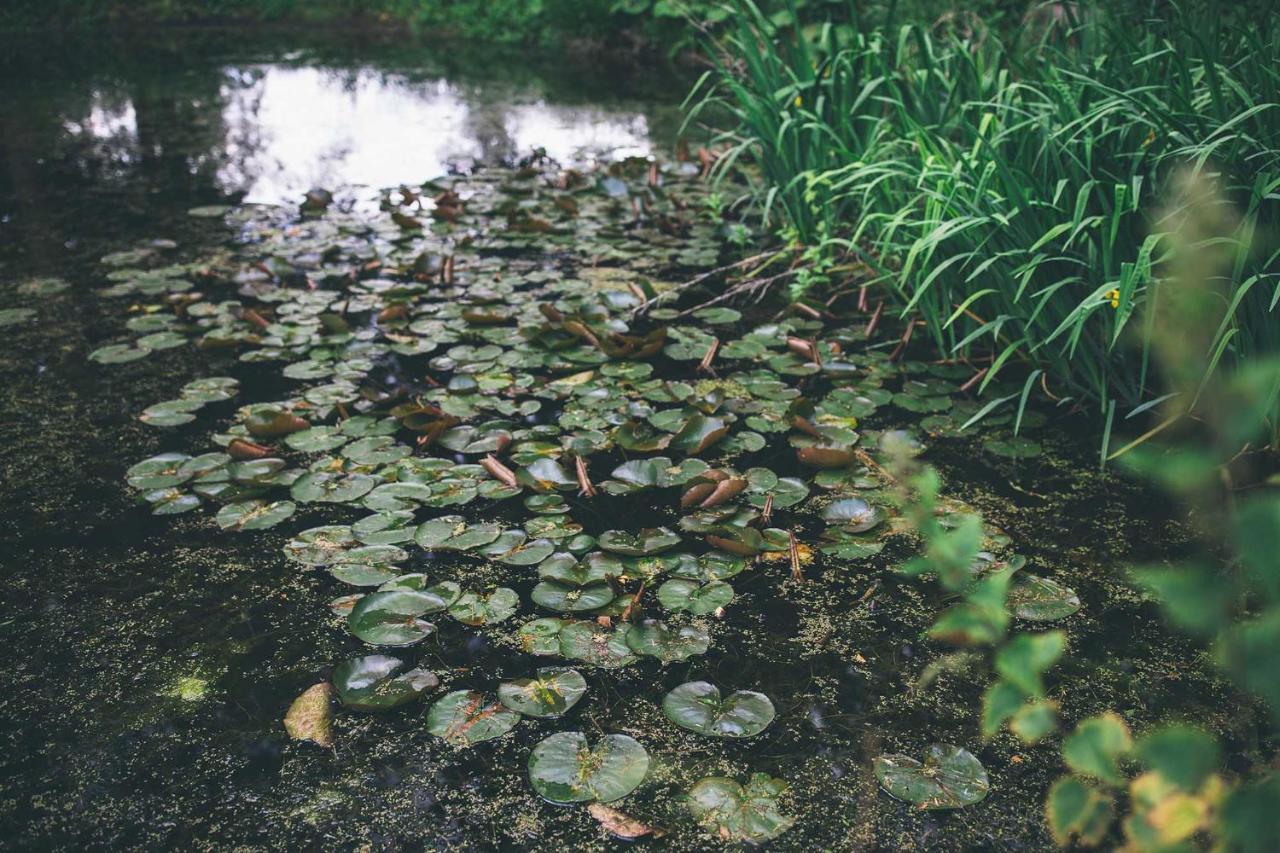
0;26;1246;851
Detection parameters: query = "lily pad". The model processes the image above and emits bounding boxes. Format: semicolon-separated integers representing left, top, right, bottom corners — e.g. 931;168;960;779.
625;620;710;663
527;732;649;804
662;681;774;737
687;774;795;843
1007;574;1081;621
874;744;990;809
498;667;587;717
559;622;638;668
656;579;733;615
333;654;439;711
448;588;519;626
215;499;295;531
598;528;681;557
348;590;446;646
426;690;521;745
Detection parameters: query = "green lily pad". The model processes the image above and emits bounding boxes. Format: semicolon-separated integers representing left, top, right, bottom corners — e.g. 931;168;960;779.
528;732;649;804
284;525;357;566
498;667;587;718
426;690;521;745
0;308;36;327
656;579;733;615
1007;574;1081;621
983;436;1043;459
559;622;638;668
874;744;990;809
291;471;377;503
625;620;710;663
532;580;616;613
127;453;193;490
348;590;447;646
598;528;681;556
519;617;571;656
662;681;774;737
333;654;439;711
448;588;519;626
687;774;795;843
215;499;295;531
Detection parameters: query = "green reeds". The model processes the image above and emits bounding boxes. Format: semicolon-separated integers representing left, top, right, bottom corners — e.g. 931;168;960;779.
688;0;1280;443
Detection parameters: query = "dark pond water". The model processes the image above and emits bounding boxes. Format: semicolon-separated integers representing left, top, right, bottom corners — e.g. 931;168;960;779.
0;26;1260;852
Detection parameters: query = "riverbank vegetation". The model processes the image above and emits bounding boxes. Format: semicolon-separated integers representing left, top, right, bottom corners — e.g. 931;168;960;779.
689;0;1279;457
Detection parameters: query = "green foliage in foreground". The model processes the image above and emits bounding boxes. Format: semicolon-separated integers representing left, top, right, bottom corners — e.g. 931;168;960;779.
893;176;1280;851
690;0;1280;439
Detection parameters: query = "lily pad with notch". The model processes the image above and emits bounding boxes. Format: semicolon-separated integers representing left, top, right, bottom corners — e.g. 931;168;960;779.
662;681;774;738
426;690;521;745
528;732;649;804
873;743;990;809
687;774;795;843
333;654;439;711
498;667;587;718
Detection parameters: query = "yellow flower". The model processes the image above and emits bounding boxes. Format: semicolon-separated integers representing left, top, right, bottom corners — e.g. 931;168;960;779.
794;95;803;108
1104;288;1120;309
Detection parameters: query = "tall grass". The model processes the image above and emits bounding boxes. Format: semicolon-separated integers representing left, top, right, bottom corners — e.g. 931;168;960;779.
688;0;1280;439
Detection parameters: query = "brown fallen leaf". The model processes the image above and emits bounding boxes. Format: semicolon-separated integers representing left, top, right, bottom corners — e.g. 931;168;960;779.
587;803;664;840
283;682;334;748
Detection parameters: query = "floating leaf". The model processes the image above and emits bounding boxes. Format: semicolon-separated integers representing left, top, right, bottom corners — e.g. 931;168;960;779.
427;690;521;745
498;667;587;718
1007;575;1081;621
656;579;733;615
598;527;681;556
215;499;295;531
448;588;519;626
687;774;795;843
283;683;334;747
874;744;990;809
348;590;446;646
822;497;884;532
625;620;710;663
587;803;663;840
559;622;637;668
662;681;774;737
333;655;439;711
528;732;649;804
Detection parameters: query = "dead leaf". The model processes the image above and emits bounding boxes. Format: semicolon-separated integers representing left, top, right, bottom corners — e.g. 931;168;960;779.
588;803;663;839
284;682;334;747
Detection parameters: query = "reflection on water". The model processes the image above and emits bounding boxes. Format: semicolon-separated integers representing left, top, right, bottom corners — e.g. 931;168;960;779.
64;65;659;206
0;28;686;272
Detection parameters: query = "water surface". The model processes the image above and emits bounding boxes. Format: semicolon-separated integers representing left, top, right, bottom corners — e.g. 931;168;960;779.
0;26;1252;852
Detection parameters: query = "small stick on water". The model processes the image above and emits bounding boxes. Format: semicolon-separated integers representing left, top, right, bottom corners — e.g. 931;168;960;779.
575;456;597;498
889;319;916;361
481;454;518;489
621;580;646;622
788;530;804;582
760;493;774;525
857;285;868;312
865;300;884;338
855;448;898;484
792;301;821;320
697;337;720;375
960;367;989;393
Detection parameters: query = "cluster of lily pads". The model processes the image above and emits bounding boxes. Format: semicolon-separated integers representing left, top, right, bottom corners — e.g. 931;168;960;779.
104;156;1082;839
